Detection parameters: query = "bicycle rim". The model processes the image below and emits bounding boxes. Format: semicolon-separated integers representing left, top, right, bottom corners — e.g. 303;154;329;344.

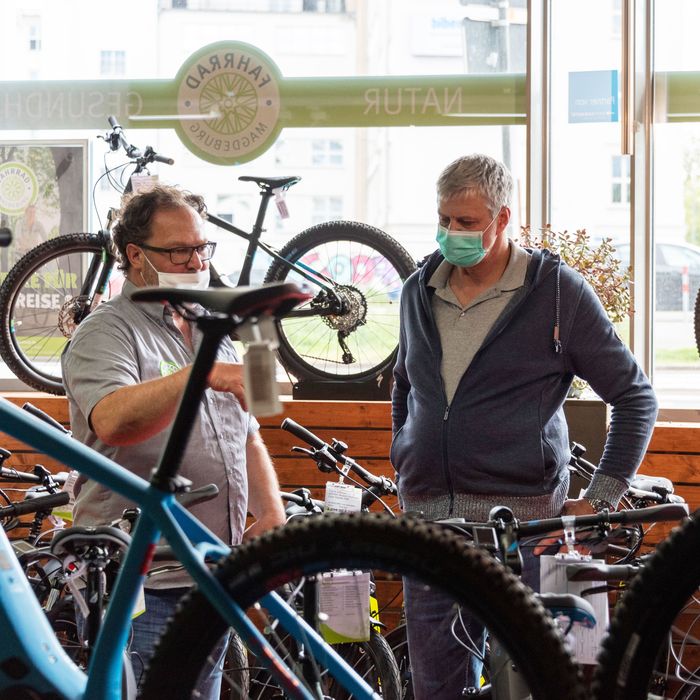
142;513;583;700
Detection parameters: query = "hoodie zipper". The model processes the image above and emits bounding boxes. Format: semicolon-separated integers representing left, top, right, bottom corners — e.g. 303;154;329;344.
442;403;455;515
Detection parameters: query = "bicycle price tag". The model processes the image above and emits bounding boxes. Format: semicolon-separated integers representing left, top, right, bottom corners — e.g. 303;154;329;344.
317;570;370;644
130;173;159;193
272;187;290;219
324;481;362;513
50;469;78;525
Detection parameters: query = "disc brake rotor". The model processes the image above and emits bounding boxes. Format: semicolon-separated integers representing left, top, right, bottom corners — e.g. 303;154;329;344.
57;296;88;339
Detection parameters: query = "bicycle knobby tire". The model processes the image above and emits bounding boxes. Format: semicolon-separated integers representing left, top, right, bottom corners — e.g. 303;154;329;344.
593;514;700;700
0;233;107;394
141;513;583;700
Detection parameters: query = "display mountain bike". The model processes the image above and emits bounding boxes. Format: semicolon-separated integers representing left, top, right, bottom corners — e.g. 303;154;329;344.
0;280;584;700
0;116;416;395
593;508;700;700
229;418;402;700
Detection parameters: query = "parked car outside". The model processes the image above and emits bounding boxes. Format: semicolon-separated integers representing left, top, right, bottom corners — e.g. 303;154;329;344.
613;241;700;312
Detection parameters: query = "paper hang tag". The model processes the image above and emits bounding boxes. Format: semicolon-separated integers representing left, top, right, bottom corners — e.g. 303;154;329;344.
324;481;362;513
130;173;159;193
539;555;609;665
273;187;290;219
51;469;79;525
243;341;281;417
317;570;371;644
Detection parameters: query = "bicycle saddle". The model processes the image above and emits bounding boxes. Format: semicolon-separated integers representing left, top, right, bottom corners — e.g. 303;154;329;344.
630;473;674;494
130;281;310;318
537;592;597;628
238;175;300;189
51;525;132;558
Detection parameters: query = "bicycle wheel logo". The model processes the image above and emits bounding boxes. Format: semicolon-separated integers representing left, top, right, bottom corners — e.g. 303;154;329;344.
176;42;282;165
0;162;38;216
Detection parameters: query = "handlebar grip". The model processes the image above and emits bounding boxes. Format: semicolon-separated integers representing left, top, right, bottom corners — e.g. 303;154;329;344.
22;402;70;435
176;483;219;508
0;466;42;484
281;418;326;450
108;115;120;129
0;227;12;247
154;153;175;166
616;503;689;523
0;491;69;518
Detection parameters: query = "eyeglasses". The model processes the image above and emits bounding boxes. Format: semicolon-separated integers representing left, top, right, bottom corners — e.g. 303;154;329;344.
140;241;217;265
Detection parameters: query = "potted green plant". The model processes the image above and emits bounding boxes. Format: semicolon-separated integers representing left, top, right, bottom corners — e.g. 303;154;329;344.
518;226;632;466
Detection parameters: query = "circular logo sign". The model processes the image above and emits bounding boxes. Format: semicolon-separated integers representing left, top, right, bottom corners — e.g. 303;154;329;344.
0;161;38;215
175;42;282;165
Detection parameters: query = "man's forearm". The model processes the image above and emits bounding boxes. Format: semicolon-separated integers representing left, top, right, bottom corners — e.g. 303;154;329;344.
90;368;191;446
244;432;285;541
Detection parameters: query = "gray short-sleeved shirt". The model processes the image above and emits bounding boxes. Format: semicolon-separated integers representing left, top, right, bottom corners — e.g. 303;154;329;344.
61;279;258;588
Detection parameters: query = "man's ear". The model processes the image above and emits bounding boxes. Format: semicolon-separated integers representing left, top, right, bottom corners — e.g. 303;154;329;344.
126;242;144;270
498;206;511;231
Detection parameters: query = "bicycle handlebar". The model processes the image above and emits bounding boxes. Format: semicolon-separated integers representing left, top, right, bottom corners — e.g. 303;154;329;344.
105;115;173;166
0;227;12;247
516;502;689;538
22;402;70;435
281;418;325;450
281;418;396;494
0;491;69;519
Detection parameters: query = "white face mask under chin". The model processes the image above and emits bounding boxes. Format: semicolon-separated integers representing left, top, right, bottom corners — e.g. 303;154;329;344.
141;253;210;291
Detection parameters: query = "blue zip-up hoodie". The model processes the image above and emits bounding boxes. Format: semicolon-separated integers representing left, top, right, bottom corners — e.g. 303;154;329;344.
391;247;658;511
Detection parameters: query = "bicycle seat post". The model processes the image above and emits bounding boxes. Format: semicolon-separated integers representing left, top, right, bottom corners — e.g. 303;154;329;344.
149;316;232;492
239;185;275;286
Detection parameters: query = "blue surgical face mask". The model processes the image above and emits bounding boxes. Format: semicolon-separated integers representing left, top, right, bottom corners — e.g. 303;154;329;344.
435;211;499;268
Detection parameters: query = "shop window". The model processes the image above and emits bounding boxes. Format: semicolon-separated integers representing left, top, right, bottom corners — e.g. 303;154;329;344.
100;50;126;77
28;19;42;51
312;139;343;167
311;196;343;225
611;155;630;204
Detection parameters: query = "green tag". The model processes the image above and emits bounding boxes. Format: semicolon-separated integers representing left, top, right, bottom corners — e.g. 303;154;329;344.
159;360;180;377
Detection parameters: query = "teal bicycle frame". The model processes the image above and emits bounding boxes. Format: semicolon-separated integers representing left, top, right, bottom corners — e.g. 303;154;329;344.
0;287;379;700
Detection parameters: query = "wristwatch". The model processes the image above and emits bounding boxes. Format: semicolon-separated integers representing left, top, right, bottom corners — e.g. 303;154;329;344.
584;497;613;513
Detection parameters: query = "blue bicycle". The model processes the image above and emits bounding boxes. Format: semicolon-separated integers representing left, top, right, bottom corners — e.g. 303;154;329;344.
0;281;583;699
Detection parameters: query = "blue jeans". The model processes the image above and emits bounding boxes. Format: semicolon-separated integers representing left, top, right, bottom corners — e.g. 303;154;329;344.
77;587;228;698
404;550;541;699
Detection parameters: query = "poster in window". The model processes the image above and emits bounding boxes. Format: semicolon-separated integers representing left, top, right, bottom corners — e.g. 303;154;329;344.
0;140;86;272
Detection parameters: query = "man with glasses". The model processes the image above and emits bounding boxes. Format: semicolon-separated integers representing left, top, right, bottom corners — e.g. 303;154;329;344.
61;185;285;697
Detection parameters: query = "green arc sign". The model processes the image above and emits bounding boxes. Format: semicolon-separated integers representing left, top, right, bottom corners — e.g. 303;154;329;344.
0;41;525;166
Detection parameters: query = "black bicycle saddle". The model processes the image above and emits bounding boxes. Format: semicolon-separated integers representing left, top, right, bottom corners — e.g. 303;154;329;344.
238;175;300;189
51;525;132;558
130;281;310;318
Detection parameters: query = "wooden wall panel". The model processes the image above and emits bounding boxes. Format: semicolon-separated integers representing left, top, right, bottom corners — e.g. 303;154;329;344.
2;393;699;631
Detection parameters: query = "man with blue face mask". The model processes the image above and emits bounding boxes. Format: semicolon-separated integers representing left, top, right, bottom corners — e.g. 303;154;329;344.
391;154;658;698
61;185;285;698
